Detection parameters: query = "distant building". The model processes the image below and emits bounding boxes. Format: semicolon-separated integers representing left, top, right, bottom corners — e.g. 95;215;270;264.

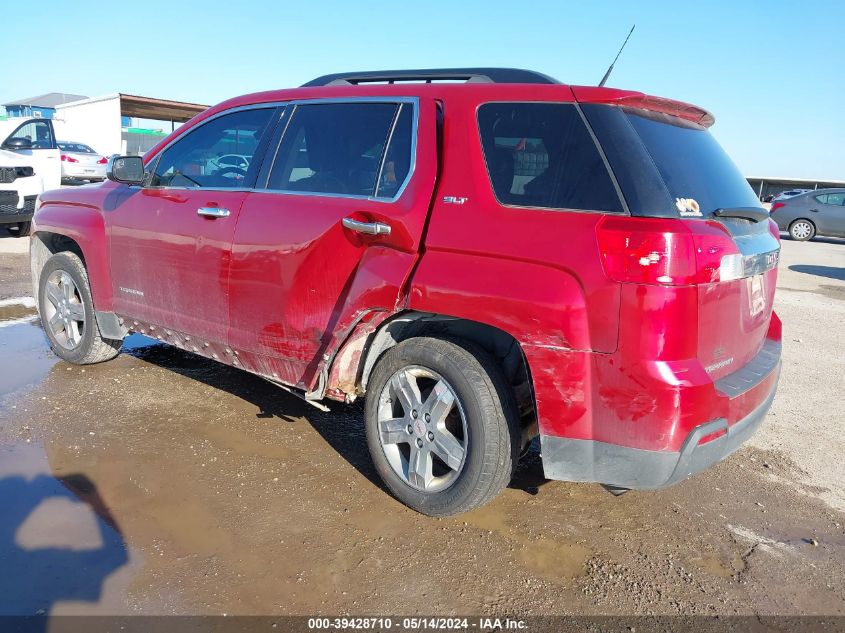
748;176;845;200
2;93;88;119
53;93;208;156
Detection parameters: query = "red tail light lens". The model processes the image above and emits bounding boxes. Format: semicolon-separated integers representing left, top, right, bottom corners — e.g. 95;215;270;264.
97;157;108;164
596;216;740;286
769;202;785;212
61;154;78;163
768;218;781;242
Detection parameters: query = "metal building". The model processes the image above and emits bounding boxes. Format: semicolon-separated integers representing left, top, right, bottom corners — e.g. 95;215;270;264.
747;176;845;200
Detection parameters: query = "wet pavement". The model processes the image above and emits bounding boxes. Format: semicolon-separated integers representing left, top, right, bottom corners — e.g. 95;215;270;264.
0;239;844;617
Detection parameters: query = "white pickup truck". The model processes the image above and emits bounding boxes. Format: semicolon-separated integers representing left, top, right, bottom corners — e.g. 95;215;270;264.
0;117;61;237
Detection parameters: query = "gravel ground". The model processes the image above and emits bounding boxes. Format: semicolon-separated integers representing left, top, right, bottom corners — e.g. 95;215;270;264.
0;232;842;617
747;237;845;511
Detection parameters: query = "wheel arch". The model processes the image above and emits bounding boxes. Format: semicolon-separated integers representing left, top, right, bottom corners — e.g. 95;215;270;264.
328;310;539;445
31;226;125;340
31;204;113;312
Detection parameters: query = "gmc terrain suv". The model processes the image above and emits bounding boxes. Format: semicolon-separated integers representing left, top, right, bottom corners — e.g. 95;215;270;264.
31;68;782;516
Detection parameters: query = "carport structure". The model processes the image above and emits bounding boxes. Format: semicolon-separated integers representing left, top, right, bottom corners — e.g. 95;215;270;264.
116;94;208;125
747;176;845;200
53;93;209;157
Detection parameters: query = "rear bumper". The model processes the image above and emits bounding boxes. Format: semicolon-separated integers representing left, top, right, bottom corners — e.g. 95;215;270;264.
62;164;106;180
541;342;781;489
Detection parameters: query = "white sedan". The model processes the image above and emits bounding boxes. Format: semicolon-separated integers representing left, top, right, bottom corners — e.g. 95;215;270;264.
57;141;108;182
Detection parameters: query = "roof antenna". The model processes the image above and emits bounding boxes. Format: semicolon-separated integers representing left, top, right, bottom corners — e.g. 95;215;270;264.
598;24;635;87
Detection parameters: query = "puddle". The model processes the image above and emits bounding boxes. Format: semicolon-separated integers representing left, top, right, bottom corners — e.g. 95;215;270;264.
0;298;57;398
690;553;744;579
0;296;37;327
0;442;140;615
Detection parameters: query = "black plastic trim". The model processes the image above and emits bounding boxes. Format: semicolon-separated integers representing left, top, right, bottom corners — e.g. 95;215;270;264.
715;339;781;398
0;211;34;225
95;311;129;340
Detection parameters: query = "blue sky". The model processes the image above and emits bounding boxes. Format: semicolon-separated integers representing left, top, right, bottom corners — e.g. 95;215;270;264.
6;0;843;179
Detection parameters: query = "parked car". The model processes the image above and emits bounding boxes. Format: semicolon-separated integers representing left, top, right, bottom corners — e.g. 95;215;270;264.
31;68;782;516
771;188;845;240
57;141;108;183
772;188;811;201
0;117;61;237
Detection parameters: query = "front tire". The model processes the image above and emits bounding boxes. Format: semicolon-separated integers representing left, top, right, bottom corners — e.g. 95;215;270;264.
8;221;31;237
38;251;122;364
365;337;520;516
789;219;815;241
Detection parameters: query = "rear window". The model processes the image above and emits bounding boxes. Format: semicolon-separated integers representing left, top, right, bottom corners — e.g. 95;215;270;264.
58;142;95;153
477;103;624;213
582;105;761;218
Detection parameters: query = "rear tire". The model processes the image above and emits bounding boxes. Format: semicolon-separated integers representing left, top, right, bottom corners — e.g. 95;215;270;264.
38;251;123;364
365;337;520;516
789;219;815;241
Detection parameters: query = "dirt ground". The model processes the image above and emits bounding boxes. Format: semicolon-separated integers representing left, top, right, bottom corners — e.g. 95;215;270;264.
0;231;843;618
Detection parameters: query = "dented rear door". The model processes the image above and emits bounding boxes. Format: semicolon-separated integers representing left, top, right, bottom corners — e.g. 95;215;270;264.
228;97;438;390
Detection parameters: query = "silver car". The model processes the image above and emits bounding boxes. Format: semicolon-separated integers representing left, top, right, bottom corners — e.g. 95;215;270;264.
771;188;845;240
57;141;108;182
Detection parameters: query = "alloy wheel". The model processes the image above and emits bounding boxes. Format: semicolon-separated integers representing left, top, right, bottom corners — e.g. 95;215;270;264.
377;365;468;492
43;270;86;350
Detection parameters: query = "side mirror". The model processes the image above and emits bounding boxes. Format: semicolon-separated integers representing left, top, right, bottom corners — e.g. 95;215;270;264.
3;137;33;150
106;155;145;185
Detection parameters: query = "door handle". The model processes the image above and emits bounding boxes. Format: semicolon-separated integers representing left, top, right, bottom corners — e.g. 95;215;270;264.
342;217;391;235
197;207;230;218
809;208;819;213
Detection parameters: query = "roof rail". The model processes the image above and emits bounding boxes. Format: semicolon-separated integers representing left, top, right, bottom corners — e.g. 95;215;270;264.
301;68;561;87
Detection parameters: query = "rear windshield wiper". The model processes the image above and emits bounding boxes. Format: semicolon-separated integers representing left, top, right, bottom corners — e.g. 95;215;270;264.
713;207;770;223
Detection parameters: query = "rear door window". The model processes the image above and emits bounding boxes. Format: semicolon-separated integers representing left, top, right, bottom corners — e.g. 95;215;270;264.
816;192;845;206
477;103;623;213
266;102;408;198
375;104;414;198
582;105;761;218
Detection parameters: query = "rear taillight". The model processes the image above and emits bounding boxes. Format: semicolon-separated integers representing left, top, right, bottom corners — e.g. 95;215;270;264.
767;218;781;242
770;202;785;212
97;157;108;164
61;154;78;163
596;216;741;286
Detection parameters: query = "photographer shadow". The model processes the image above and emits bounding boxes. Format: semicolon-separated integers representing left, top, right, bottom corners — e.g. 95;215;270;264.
0;468;129;626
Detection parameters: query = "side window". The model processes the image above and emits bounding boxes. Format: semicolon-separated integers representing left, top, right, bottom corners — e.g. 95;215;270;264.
376;104;413;198
151;108;274;188
6;120;54;149
267;102;401;197
817;192;845;206
477;102;623;213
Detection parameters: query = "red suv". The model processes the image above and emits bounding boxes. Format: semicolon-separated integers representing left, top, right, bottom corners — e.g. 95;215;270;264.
31;68;781;516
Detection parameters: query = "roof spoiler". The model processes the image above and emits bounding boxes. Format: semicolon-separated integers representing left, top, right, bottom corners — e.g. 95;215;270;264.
572;86;715;127
302;68;561;87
